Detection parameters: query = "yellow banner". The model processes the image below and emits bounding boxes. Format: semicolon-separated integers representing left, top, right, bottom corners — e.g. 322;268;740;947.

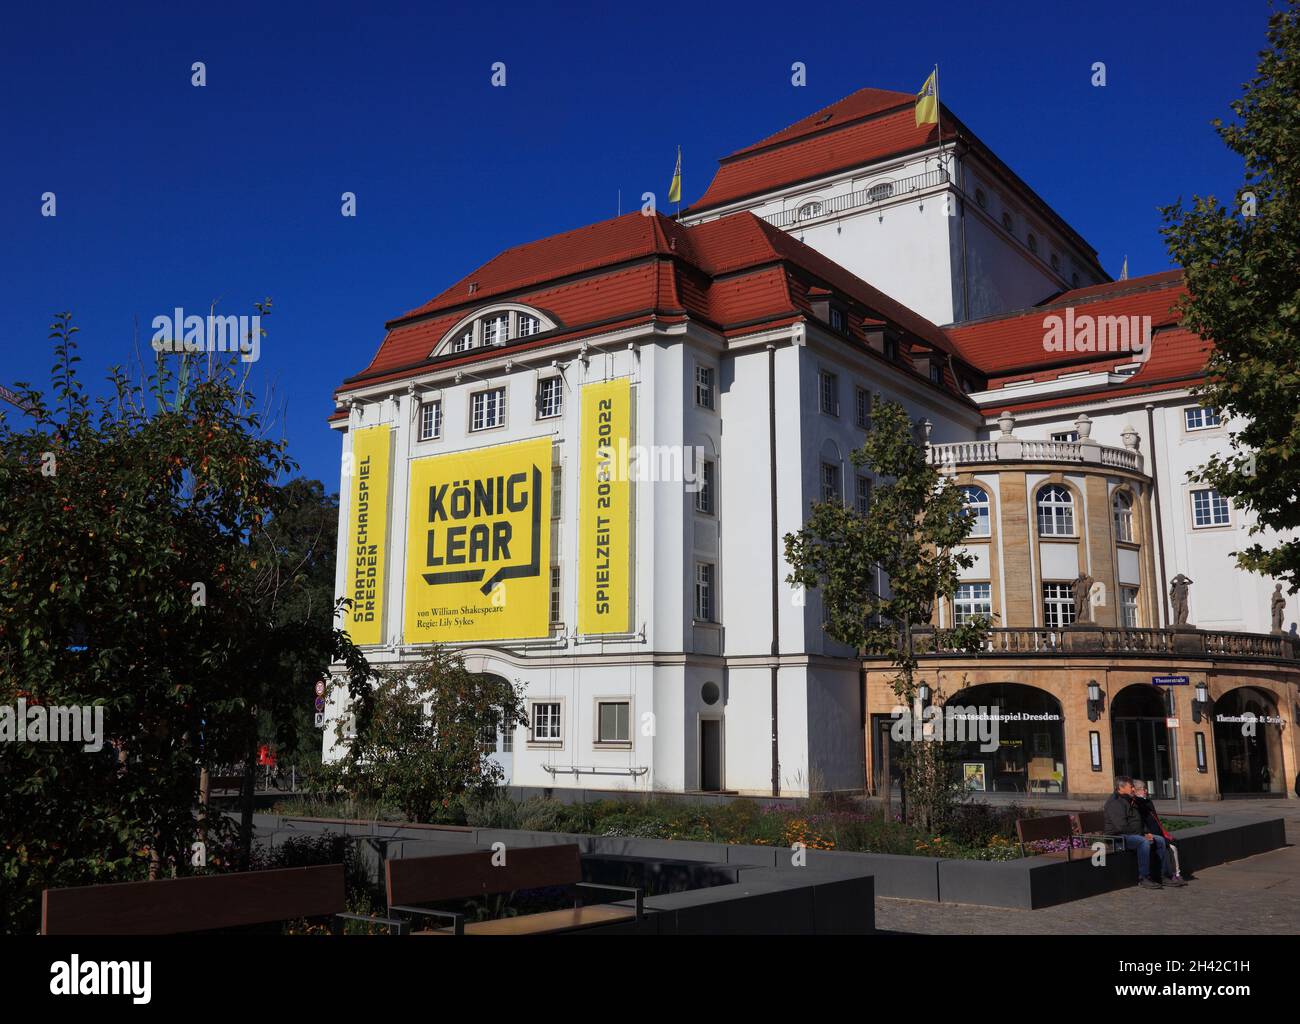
578;378;632;634
346;425;392;645
405;438;551;643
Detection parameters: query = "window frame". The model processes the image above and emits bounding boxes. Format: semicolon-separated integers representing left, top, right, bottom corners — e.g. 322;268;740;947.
418;399;442;441
1120;585;1139;628
953;582;992;626
1190;487;1231;528
528;699;564;746
855;474;871;516
694;561;716;622
1184;406;1222;432
1036;484;1076;537
535;375;563;420
694;364;716;410
855;387;871;430
469;386;507;432
960;485;991;537
594;698;633;747
1112;490;1135;543
821;461;841;503
1042;582;1077;628
818;369;839;417
695;458;715;515
549;564;562;625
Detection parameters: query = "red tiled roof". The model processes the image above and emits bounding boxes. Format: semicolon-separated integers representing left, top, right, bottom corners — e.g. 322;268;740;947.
725;88;918;158
945;271;1188;376
337;210;975;398
689;104;954;214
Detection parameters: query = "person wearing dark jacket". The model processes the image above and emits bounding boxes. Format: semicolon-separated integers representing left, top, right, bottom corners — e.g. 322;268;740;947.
1133;781;1186;883
1103;776;1182;889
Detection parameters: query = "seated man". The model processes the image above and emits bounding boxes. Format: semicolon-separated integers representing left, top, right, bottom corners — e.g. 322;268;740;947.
1103;775;1181;889
1132;781;1186;884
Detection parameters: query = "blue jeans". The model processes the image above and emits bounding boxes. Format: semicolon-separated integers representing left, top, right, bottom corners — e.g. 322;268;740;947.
1120;834;1171;880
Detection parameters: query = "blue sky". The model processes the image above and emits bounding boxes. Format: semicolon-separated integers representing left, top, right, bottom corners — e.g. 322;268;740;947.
0;0;1269;489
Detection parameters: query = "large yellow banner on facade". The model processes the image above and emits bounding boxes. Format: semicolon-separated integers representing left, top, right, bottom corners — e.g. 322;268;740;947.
578;378;633;634
346;425;392;645
405;438;551;643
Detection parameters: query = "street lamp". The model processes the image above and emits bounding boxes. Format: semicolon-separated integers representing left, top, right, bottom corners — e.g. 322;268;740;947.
1087;679;1105;722
917;683;931;708
1192;682;1213;724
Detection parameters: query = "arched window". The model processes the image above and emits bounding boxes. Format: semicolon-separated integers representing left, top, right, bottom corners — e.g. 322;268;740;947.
1112;490;1134;543
1050;252;1061;271
1037;484;1074;536
1027;233;1039;255
975;188;987;209
1001;211;1014;233
960;486;991;537
797;201;822;221
867;181;895;203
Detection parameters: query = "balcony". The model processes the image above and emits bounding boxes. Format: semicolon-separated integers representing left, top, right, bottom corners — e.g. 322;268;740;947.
926;437;1143;475
761;168;950;230
904;626;1297;663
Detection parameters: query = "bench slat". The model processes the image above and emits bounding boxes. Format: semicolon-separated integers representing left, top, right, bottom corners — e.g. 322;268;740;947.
42;864;345;935
1014;815;1075;844
386;844;582;907
463;904;636;935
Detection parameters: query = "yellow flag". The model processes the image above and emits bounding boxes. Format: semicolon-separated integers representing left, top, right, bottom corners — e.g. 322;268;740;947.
915;70;938;127
667;146;682;204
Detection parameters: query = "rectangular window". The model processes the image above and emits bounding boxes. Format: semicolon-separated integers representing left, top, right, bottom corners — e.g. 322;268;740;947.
536;376;563;419
550;565;561;624
695;562;715;622
829;308;845;332
501;724;513;753
855;387;871;430
551;464;562;519
821;462;840;503
953;583;992;626
596;701;631;744
419;400;441;441
819;370;839;416
884;336;899;361
1050;430;1080;443
695;459;715;514
1120;586;1139;628
1191;488;1230;527
482;314;509;346
1042;583;1076;628
478;721;498;755
1185;406;1221;431
517;314;541;337
531;702;561;742
855;475;871;515
695;365;715;410
470;387;506;431
929;363;943;385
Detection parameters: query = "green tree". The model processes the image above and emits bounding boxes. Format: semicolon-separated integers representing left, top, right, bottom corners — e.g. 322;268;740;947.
324;646;527;823
783;397;988;831
1161;2;1300;588
0;312;370;933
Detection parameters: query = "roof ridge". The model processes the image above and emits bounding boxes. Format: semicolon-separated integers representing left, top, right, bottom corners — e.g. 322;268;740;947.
723;87;914;161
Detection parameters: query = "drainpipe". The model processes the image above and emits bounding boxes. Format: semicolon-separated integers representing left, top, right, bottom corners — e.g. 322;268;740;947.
1146;404;1170;627
768;341;781;797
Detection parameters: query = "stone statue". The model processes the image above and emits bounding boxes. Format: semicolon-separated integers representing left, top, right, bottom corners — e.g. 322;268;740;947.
1170;574;1194;626
1271;583;1286;634
1071;572;1095;624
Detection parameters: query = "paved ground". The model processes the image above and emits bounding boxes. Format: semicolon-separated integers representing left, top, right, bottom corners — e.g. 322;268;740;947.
877;798;1300;934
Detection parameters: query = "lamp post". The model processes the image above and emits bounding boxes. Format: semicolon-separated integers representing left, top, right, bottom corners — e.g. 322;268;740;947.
1192;682;1212;724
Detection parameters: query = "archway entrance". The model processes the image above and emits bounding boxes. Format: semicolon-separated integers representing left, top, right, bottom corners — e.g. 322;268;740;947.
473;673;514;785
1111;685;1173;799
1213;687;1284;796
945;683;1067;796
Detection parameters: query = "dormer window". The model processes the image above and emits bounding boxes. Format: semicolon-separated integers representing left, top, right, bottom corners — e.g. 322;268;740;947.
829;307;845;332
434;305;556;358
867;181;894;203
797;201;823;221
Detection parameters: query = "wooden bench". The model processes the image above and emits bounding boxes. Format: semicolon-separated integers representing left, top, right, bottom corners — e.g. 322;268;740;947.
384;843;642;935
41;864;408;935
1013;814;1078;859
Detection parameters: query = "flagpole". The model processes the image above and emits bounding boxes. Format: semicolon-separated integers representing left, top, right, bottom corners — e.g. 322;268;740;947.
933;63;947;182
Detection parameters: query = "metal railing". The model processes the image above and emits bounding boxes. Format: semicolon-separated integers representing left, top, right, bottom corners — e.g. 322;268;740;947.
762;168;950;229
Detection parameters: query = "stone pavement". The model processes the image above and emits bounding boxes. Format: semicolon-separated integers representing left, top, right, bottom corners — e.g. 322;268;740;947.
877;799;1300;935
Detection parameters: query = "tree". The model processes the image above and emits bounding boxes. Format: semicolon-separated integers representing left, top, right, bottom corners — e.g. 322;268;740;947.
324;646;527;823
1161;2;1300;589
783;397;988;831
0;312;370;933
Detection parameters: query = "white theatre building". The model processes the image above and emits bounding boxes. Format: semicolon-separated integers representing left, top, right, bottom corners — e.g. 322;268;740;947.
326;87;1300;801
